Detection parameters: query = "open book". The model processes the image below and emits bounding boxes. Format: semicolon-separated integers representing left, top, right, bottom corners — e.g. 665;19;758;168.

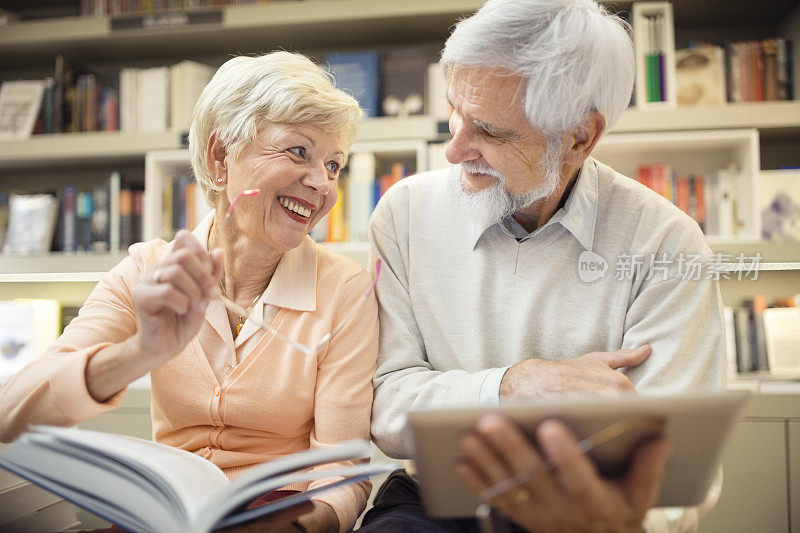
0;425;396;532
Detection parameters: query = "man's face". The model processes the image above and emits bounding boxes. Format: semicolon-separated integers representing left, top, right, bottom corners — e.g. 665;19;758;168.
445;67;562;222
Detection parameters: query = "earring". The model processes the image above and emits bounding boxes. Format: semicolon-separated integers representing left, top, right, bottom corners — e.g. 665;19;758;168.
216;178;224;183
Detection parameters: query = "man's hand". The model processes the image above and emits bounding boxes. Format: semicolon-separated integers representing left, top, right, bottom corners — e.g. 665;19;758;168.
456;413;672;533
499;345;651;399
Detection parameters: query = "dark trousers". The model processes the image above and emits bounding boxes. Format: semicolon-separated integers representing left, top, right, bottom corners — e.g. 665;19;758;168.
358;470;527;533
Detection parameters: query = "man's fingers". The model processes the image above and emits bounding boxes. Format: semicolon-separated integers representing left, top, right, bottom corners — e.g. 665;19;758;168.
536;420;604;505
455;459;491;493
473;414;561;505
594;345;651;369
459;430;512;486
624;437;672;512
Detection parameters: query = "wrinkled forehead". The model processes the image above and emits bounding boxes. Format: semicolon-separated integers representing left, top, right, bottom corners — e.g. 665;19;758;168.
447;66;530;127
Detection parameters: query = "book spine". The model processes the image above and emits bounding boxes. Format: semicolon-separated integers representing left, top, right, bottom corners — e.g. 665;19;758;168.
752;295;769;371
91;182;110;252
60;186;77;253
763;38;779;101
119;188;133;250
76;191;94;252
753;41;765;101
733;307;753;373
133;190;143;244
692;175;706;233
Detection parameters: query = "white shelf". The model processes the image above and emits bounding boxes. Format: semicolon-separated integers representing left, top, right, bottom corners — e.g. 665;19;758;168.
0;116;449;168
0;131;184;168
0;253;127;280
612;101;800;136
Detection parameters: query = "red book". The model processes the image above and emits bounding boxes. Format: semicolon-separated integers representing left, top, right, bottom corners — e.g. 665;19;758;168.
637;164;653;190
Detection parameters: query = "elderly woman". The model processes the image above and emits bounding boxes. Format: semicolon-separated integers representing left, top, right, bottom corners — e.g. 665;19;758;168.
0;52;377;533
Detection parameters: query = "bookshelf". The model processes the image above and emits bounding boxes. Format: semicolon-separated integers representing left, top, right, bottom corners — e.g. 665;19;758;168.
0;2;797;307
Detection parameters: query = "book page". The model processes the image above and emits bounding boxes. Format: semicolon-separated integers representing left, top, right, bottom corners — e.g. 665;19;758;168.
0;435;179;533
193;440;372;527
34;426;228;525
197;463;397;531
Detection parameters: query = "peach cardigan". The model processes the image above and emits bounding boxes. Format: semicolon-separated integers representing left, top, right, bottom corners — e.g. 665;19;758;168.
0;213;379;531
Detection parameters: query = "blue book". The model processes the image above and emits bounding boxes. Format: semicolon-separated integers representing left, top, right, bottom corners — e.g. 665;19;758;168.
325;51;381;117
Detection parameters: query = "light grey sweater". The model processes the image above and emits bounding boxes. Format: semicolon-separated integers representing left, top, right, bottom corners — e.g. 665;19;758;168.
369;158;725;459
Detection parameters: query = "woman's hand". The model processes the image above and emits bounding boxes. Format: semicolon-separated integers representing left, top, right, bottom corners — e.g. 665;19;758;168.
131;230;222;369
215;502;313;533
85;231;222;403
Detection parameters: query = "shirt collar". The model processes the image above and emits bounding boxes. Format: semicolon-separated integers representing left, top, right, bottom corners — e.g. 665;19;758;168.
193;211;318;313
470;158;599;251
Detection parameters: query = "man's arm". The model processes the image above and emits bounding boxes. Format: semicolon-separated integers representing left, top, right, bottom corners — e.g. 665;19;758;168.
620;231;726;533
369;215;499;459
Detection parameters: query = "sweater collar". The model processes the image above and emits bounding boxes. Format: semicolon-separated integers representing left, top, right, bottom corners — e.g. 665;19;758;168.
471;157;598;251
193;211;318;313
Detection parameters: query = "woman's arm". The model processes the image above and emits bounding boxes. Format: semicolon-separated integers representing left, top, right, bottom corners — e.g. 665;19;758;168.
0;231;221;442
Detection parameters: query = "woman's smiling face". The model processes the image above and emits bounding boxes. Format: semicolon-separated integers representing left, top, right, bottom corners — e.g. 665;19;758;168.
221;123;345;252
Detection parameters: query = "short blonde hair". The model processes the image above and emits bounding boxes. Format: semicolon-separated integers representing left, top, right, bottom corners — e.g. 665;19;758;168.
189;52;363;206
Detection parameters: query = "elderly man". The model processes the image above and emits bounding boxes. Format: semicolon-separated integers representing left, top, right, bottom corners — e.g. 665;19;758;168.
360;0;724;532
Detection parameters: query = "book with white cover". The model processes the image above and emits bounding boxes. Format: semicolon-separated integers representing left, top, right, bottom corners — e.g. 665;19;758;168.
346;151;376;242
0;299;60;383
2;193;58;254
0;426;396;533
119;67;139;133
0;80;46;140
762;307;800;375
137;67;170;133
170;60;214;132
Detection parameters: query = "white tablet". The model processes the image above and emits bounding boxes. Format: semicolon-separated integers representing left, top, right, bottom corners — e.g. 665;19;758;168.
406;391;750;518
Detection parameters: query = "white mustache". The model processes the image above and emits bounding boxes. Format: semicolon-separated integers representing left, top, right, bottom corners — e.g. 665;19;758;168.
460;161;504;181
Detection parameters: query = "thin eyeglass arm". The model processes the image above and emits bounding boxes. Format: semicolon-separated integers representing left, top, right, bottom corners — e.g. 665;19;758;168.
477;415;666;503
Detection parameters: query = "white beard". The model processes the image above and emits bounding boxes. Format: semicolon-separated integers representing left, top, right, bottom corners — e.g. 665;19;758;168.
447;146;562;226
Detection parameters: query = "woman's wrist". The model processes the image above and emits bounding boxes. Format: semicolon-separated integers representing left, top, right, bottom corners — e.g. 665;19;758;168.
85;336;151;402
294;501;339;533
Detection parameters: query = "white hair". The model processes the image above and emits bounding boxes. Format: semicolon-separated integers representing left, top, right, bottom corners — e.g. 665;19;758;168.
189;52;362;206
440;0;634;136
448;136;563;225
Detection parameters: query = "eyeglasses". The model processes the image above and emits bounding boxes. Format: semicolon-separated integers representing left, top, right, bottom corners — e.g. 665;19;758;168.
214;189;381;357
474;415;666;533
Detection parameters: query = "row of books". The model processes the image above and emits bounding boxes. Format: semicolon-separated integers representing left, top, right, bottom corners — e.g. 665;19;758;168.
1;46;448;140
640;13;668;103
0;55;120;138
724;295;800;377
636;163;749;238
160;174;213;240
311;159;411;243
0;173;145;255
325;48;449;119
120;60;214;134
0;58;215;139
675;39;793;107
80;0;277;17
